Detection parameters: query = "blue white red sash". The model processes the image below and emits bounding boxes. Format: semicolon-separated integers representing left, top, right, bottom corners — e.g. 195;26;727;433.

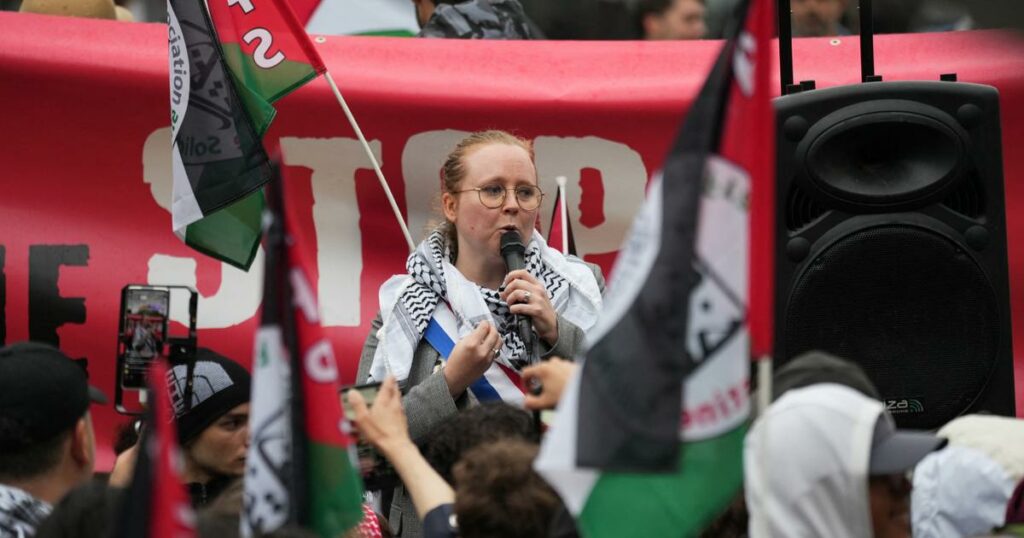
423;304;526;406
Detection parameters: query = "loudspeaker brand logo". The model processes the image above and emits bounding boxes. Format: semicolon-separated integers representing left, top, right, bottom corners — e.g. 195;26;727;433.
885;398;925;415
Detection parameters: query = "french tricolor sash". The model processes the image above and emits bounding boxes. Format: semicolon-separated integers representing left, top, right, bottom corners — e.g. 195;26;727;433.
423;304;526;406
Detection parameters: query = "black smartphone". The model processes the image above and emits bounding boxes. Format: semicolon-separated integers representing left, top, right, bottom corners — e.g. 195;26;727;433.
118;286;170;390
341;382;400;491
341;382;382;421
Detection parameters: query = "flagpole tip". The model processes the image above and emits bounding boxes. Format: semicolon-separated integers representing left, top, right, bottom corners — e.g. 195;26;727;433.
555;175;567;189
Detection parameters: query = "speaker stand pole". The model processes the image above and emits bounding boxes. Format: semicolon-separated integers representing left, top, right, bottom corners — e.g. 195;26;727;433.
778;0;795;95
859;0;881;82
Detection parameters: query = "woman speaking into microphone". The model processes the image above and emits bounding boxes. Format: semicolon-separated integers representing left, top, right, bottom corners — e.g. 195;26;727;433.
356;130;603;532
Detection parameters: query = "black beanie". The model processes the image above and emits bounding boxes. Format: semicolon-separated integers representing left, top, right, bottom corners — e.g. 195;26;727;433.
165;348;251;445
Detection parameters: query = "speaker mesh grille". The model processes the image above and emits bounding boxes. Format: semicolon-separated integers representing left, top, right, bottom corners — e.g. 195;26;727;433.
786;183;828;232
782;225;999;429
941;171;986;219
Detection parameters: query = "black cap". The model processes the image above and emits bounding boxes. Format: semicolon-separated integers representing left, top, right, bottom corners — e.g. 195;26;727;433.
869;412;946;475
0;342;108;449
166;348;250;445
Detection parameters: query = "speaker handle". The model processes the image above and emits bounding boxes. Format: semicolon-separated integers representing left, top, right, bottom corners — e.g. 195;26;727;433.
778;0;794;95
777;0;879;94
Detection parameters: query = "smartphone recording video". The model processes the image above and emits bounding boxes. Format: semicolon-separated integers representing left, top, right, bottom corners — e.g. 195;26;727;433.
342;382;381;421
119;286;170;390
341;382;399;491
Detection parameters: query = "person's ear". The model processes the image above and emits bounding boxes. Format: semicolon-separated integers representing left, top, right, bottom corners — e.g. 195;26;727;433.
442;192;458;223
70;414;95;473
642;13;662;39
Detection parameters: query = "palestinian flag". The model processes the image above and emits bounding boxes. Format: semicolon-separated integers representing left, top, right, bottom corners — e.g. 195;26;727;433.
168;0;325;270
535;0;774;535
242;171;363;537
304;0;419;36
111;359;195;538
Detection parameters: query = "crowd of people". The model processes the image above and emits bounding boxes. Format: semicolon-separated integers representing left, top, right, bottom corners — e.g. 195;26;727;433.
2;131;1024;538
4;0;1001;38
1;1;1022;536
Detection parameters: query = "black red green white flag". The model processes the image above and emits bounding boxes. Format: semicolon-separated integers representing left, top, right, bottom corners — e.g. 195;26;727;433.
535;0;775;535
111;358;195;538
242;172;364;537
168;0;325;270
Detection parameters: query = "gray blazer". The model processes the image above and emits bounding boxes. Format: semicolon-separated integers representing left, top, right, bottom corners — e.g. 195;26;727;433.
355;263;604;537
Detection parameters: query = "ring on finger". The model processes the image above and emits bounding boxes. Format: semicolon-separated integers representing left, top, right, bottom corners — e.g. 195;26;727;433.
492;346;501;357
522;290;532;303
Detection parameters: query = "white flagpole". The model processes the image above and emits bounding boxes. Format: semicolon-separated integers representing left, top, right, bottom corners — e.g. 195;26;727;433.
323;69;415;252
755;354;773;538
555;175;569;255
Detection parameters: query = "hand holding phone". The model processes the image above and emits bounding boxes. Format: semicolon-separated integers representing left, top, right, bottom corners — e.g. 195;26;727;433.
342;378;401;491
118;286;170;390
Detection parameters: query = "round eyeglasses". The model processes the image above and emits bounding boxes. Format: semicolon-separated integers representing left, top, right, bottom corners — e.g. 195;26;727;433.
453;184;545;211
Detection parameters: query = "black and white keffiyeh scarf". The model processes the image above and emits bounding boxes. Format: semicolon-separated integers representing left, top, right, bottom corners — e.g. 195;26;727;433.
369;228;602;383
0;484;51;538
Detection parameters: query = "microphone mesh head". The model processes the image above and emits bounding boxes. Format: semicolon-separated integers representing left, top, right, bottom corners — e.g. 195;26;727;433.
500;230;525;255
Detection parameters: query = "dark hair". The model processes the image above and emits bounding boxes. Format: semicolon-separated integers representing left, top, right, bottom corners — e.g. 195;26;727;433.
635;0;672;36
0;418;73;480
698;492;748;538
419;402;537;484
634;0;705;37
453;440;561;538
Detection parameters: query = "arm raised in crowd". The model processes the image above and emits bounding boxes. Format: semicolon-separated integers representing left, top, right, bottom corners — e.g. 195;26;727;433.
346;376;454;521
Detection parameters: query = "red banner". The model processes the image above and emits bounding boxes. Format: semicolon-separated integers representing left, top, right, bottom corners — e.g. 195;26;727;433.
1;12;1023;468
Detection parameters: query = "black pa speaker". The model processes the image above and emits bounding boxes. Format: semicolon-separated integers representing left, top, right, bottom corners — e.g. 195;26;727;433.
773;81;1015;429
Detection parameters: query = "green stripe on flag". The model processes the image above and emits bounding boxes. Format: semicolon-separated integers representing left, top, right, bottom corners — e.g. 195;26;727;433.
185;189;264;270
221;44;320;134
579;425;747;538
308;441;365;537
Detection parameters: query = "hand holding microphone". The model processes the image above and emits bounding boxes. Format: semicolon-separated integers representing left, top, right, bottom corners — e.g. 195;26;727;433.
499;232;558;347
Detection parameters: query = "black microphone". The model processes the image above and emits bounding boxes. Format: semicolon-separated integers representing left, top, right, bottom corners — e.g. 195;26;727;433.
500;231;535;364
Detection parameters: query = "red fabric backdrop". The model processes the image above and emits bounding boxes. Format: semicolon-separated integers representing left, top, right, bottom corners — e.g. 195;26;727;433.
0;12;1022;468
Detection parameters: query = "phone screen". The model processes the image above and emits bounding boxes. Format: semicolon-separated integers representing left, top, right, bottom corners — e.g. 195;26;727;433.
339;382;398;490
120;287;170;389
341;382;381;422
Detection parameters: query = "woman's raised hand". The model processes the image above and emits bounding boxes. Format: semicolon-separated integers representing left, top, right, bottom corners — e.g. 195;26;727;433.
500;269;558;346
443;320;500;398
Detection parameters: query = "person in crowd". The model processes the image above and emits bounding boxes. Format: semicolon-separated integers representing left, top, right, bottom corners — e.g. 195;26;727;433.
418;402;536;484
635;0;707;40
167;349;250;507
451;440;562;538
348;377;562;538
912;414;1024;537
745;383;945;538
111;349;250;508
357;130;603;535
0;342;106;537
764;348;880;406
411;0;543;39
790;0;850;36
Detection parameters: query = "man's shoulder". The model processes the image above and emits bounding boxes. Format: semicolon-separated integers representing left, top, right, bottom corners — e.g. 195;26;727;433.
0;483;51;535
